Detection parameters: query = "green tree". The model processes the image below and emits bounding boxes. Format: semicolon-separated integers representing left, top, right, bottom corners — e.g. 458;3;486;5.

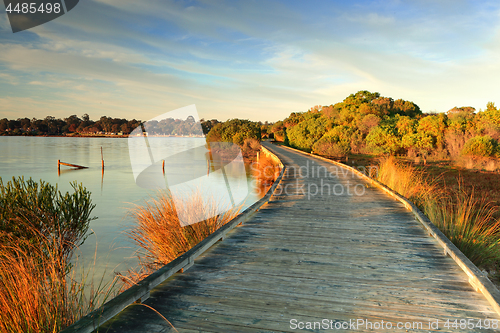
206;119;261;146
462;135;498;157
366;126;401;155
287;117;327;152
312;126;352;158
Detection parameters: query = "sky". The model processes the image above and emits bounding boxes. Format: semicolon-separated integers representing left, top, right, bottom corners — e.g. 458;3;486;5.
0;0;499;122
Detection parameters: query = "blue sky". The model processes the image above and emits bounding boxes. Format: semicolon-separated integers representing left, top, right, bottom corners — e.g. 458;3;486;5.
0;0;499;122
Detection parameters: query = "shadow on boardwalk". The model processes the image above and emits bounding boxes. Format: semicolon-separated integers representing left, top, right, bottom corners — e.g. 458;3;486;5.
97;142;499;333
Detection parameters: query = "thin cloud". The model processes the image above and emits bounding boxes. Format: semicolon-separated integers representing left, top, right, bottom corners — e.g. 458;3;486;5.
0;0;500;121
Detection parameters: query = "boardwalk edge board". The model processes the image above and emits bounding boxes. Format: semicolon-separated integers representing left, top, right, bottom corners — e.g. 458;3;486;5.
272;143;500;318
59;145;286;333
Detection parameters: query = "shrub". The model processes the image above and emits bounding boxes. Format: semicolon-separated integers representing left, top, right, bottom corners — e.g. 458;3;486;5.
0;177;96;262
206;119;261;146
461;135;498;157
312;126;353;158
365;126;401;155
312;137;349;158
241;138;262;163
243;138;261;151
287;117;326;152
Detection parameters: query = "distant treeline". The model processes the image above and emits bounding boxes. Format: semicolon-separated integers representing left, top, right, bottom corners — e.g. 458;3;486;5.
0;114;226;137
9;89;498;162
0;114;142;136
266;90;500;162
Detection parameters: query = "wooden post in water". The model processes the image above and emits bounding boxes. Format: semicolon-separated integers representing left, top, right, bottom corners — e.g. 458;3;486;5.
162;160;165;175
101;147;104;170
57;159;60;176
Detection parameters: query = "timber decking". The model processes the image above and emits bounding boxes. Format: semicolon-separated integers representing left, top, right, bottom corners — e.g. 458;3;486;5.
97;143;500;333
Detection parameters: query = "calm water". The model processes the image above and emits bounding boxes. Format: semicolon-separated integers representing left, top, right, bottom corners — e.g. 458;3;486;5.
0;136;260;284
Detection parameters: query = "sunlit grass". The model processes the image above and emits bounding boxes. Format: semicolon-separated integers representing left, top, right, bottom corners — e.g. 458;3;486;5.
119;191;241;288
0;177;117;333
0;225;117;333
376;156;439;206
251;153;281;186
423;190;500;267
377;157;500;269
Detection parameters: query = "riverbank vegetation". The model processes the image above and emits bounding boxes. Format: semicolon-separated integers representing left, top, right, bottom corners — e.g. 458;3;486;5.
0;177;114;332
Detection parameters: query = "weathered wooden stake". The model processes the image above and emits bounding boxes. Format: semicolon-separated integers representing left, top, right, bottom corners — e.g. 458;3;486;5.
101;147;104;170
162;159;165;175
58;161;88;168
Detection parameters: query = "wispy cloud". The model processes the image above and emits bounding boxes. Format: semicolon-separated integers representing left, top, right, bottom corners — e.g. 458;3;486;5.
0;0;499;121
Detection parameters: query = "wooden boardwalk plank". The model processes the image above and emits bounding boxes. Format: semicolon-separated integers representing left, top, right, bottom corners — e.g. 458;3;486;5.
97;143;500;332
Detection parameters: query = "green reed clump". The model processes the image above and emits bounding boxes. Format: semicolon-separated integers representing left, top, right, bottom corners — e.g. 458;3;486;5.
423;190;500;267
0;177;115;332
0;176;96;262
377;157;500;268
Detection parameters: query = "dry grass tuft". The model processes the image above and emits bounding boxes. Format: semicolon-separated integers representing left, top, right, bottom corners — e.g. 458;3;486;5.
377;156;439;206
251;153;281;186
0;226;116;333
423;189;500;268
119;191;240;288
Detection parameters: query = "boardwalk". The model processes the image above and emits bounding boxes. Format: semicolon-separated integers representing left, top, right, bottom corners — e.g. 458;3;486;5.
98;143;499;332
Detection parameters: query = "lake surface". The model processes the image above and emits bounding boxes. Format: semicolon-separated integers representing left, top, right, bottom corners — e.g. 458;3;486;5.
0;136;261;285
